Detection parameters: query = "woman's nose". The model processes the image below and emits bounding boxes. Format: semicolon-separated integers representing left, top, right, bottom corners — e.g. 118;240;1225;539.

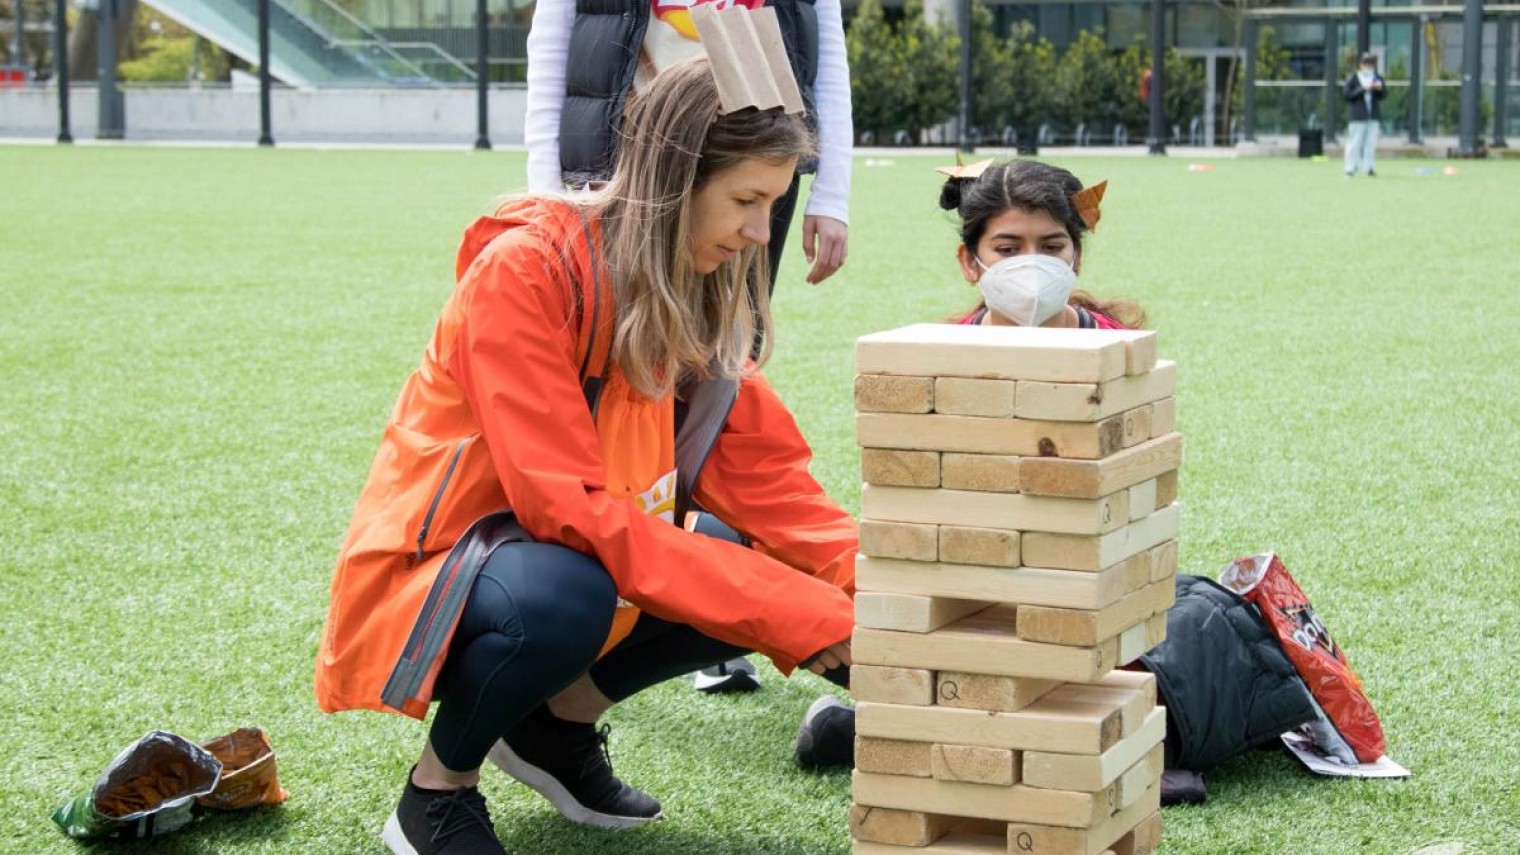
741;213;771;246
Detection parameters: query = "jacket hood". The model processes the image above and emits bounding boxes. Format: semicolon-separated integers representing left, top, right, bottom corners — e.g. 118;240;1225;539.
455;196;585;281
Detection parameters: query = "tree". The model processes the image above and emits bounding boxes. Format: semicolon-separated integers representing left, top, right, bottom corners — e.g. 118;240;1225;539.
1110;38;1151;135
1004;20;1057;145
1052;29;1109;138
844;0;910;141
968;1;1014;139
898;0;959;143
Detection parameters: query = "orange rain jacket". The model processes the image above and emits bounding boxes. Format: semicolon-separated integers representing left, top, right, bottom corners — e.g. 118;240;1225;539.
315;199;857;719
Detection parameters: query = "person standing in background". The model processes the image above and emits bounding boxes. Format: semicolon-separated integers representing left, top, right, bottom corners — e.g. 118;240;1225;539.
1343;52;1386;177
524;0;852;291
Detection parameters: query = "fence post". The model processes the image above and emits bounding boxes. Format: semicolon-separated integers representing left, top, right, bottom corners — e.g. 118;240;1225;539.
1321;19;1336;144
1456;0;1482;154
1409;14;1424;143
258;0;274;146
1492;16;1511;148
475;0;491;150
55;0;72;144
1147;0;1166;154
97;0;124;139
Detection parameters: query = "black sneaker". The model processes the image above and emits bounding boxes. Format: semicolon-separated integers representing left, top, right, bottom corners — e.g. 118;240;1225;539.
793;695;856;770
693;657;761;693
381;776;505;855
487;706;663;829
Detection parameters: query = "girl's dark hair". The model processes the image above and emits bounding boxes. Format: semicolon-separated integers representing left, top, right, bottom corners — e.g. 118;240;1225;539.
940;159;1146;329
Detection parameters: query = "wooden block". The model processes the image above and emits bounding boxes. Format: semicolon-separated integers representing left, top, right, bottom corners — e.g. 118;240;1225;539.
1003;784;1161;855
932;744;1018;786
1154;470;1178;510
1123;331;1158;376
941;453;1021;493
862;484;1128;536
857;691;1127;755
861;519;939;561
1018;433;1184;500
856;374;934;414
851;805;955;847
856;736;933;777
852;831;1007;855
1113;744;1165;811
939;526;1021;567
1150;397;1176;438
855;609;1120;683
1126;480;1157;522
853;664;937;705
1022;707;1166;791
937;672;1063;713
1042;681;1153;738
1015;580;1174;647
854;770;1115;828
935;377;1017;418
1109;811;1163;855
1020;504;1181;572
857;413;1125;460
857;593;988;634
1143;612;1167;649
1120;404;1153;450
1148;539;1178;583
857;324;1130;383
855;553;1150;611
1116;622;1149;664
862;449;942;489
1013;362;1175;423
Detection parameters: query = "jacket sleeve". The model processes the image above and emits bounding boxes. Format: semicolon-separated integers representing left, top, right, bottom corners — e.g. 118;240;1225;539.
445;230;853;671
1343;75;1363;102
1372;75;1388;102
694;372;858;597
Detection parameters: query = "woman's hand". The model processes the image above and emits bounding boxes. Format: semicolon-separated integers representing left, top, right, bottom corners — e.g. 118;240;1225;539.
803;639;853;676
802;215;849;285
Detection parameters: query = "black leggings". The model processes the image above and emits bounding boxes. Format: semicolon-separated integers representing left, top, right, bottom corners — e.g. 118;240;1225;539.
427;517;751;772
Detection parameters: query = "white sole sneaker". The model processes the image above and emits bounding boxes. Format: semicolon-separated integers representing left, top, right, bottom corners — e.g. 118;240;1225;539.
380;810;420;855
486;739;663;830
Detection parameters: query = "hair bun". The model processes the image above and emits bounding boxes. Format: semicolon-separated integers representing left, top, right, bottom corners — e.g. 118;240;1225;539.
939;177;966;211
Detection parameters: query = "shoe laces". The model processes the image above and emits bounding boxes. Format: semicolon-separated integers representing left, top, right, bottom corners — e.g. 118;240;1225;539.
579;723;616;780
425;786;494;844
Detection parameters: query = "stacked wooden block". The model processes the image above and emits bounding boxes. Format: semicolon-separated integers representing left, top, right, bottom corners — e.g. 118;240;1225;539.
850;324;1180;855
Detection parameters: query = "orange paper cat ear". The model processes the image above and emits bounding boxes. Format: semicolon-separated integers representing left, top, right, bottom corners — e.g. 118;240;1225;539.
1071;180;1108;231
933;158;994;180
691;4;805;115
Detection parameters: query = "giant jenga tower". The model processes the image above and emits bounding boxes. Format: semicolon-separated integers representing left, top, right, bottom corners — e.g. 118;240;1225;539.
849;324;1180;855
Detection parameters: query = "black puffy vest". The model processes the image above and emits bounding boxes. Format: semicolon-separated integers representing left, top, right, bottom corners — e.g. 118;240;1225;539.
560;0;820;186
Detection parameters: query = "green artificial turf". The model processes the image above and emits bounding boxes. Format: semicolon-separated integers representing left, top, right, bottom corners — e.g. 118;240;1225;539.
0;144;1516;854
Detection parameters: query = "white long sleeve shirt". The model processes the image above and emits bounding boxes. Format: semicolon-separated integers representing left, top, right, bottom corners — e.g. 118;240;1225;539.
524;0;852;224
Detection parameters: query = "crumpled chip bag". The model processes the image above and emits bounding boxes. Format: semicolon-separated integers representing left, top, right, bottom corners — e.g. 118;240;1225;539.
51;731;222;839
1220;552;1387;764
197;727;288;811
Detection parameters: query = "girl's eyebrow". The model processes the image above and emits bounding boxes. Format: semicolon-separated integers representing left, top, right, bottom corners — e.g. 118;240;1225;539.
989;230;1068;241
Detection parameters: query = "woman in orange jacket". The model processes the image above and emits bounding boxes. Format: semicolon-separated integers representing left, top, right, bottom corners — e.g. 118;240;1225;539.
315;57;856;855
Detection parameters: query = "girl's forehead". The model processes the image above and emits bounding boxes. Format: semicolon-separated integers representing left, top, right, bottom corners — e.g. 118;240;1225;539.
983;207;1069;239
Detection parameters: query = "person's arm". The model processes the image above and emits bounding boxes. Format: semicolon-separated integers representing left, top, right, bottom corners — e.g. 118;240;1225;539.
693;372;858;597
800;0;852;284
525;0;575;193
1372;75;1388;100
1343;75;1362;102
446;230;852;670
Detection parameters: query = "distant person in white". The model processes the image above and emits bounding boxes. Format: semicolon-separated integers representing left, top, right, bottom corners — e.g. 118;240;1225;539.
1343;52;1386;177
524;0;852;287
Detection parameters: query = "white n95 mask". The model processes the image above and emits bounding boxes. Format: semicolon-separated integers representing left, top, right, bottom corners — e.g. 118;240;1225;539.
975;254;1078;327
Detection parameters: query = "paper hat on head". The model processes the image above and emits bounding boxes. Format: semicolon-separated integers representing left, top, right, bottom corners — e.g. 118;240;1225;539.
691;4;805;116
933;158;994;181
1071;180;1107;231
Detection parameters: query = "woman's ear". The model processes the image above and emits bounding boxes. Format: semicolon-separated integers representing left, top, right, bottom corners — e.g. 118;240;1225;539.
956;244;980;285
1072;249;1082;275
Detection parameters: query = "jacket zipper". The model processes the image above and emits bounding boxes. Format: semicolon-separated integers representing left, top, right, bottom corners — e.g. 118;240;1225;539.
415;438;472;562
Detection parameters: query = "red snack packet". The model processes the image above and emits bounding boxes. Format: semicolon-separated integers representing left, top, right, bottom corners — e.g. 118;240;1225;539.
1219;552;1387;763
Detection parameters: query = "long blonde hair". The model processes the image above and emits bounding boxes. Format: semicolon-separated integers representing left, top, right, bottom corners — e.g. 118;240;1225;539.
589;57;814;399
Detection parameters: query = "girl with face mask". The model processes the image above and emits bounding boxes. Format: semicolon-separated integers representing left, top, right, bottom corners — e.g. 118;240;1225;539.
938;159;1146;331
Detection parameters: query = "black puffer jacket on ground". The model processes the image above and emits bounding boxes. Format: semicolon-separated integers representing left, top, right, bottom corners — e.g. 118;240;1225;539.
1139;574;1318;772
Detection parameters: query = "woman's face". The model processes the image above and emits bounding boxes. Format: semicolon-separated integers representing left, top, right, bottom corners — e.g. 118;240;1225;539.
688;156;798;276
957;206;1078;284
